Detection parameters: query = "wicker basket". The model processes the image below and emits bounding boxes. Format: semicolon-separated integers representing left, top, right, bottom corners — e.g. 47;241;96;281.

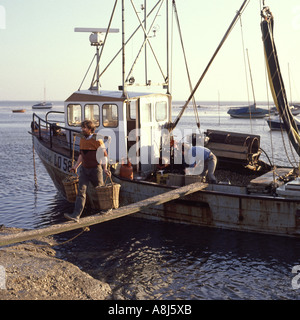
95;176;121;210
62;174;79;203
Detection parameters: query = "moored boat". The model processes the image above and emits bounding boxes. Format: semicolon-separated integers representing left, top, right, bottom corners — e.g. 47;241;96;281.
32;102;53;109
266;115;300;131
227;104;272;118
30;1;300;238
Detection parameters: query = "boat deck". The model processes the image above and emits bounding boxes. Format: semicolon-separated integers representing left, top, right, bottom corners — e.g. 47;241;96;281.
31;128;78;159
247;167;293;193
31;125;296;198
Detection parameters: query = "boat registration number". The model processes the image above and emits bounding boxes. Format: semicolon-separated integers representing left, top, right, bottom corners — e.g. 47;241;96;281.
54;154;72;173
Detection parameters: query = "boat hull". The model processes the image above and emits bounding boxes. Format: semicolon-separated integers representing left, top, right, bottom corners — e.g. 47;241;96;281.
227;105;272;119
266;118;300;131
229;113;267;119
32;134;300;238
32;103;53;109
32;134;72;198
112;175;300;237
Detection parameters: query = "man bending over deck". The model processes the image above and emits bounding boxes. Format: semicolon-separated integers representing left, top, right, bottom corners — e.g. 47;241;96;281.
64;120;110;222
182;143;217;184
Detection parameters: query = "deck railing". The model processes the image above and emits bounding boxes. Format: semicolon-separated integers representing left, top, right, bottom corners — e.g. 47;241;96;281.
32;112;80;158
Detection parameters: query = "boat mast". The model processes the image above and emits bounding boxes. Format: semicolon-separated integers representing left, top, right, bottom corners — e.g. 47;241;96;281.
122;0;126;97
166;0;170;94
96;46;100;90
144;0;148;86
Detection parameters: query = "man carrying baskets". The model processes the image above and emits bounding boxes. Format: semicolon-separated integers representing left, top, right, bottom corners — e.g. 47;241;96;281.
64;120;110;222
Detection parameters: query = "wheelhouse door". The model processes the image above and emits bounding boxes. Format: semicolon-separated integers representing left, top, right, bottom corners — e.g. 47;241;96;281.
138;97;153;173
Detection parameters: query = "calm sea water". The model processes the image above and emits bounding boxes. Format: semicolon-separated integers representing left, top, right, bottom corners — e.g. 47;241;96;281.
0;100;300;300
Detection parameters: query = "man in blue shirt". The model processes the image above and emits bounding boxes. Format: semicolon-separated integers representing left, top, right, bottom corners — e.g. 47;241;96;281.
182;144;217;184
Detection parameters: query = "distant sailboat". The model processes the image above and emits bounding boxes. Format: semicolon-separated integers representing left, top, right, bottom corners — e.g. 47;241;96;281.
228;103;272;118
32;101;53;109
228;49;270;118
32;87;53;109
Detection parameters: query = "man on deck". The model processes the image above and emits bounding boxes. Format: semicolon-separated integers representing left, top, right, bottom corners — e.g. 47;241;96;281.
182;143;217;184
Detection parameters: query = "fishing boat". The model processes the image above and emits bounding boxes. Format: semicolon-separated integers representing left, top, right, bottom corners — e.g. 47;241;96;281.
30;1;300;238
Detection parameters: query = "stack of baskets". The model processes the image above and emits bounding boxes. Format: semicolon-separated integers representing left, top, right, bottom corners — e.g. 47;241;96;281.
62;174;79;203
95;175;121;210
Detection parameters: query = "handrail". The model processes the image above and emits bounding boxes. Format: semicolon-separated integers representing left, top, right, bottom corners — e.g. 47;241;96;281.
32;112;80;157
45;110;64;123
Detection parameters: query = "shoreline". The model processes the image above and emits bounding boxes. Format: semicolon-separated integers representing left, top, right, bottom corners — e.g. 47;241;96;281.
2;99;297;106
0;227;112;300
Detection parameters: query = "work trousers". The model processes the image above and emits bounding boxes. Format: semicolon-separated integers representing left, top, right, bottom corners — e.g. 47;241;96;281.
203;153;217;183
187;152;217;183
73;166;104;218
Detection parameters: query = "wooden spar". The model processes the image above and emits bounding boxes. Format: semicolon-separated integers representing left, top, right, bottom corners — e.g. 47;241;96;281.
0;182;208;247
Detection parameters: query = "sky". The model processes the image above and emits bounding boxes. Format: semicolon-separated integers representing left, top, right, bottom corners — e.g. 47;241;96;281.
0;0;300;102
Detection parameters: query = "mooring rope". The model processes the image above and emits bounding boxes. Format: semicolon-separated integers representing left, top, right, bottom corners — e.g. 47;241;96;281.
50;227;90;247
33;227;91;248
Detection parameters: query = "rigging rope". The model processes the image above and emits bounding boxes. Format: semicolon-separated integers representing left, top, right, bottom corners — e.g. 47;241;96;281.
170;0;250;131
239;17;251;107
172;0;201;131
262;1;297;170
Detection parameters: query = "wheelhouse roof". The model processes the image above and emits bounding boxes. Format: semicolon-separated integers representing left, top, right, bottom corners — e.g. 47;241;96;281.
65;90;171;103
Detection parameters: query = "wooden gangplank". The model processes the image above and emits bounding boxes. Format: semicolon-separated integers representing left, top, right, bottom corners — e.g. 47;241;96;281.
0;182;208;246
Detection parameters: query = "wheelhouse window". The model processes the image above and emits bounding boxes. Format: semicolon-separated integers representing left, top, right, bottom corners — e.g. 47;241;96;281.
103;104;118;127
155;101;168;122
129;101;136;120
67;104;82;126
84;104;100;127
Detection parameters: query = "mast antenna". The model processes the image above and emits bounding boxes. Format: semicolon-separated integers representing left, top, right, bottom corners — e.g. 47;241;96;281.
74;27;119;91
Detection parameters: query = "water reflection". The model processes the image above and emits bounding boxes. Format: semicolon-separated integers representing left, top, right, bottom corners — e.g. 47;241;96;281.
57;217;300;300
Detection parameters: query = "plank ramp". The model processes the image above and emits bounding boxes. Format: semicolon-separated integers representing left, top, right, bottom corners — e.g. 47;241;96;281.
0;182;208;246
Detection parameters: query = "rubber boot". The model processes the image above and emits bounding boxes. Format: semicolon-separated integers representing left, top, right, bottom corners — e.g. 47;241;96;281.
64;213;80;223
